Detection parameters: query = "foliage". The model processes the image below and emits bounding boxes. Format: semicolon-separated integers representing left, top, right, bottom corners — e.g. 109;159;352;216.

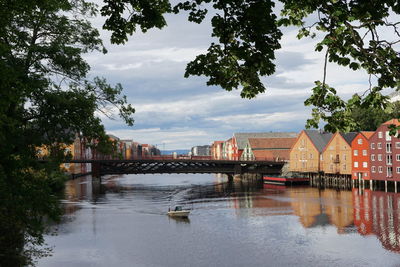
101;0;282;98
0;0;134;265
348;99;400;131
100;0;400;130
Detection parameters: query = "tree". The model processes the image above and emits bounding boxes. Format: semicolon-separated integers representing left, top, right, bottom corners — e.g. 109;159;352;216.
348;98;400;131
100;0;400;132
0;0;134;265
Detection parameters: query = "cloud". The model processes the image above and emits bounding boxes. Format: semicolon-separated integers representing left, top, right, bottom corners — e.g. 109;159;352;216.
83;5;379;149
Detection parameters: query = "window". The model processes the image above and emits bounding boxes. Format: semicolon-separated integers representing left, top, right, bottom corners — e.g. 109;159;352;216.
386;131;392;141
386;143;392;153
364;173;368;177
320;154;323;161
377;143;382;149
371;143;375;149
378;154;382;161
354;161;359;168
378;166;383;173
371;154;375;161
343;164;346;170
354;150;358;156
343;154;347;160
387;155;393;165
330;164;333;171
372;166;376;173
387;167;393;177
397;154;400;161
397;167;400;174
378;131;383;138
310;153;313;159
363;162;368;168
362;150;367;156
358;138;363;144
396;142;400;149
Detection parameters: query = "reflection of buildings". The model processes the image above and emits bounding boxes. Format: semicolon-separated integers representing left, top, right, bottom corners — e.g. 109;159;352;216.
353;189;400;253
230;186;355;232
289;188;353;232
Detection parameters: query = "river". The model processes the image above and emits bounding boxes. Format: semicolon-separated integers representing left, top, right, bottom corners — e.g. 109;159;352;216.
38;174;400;266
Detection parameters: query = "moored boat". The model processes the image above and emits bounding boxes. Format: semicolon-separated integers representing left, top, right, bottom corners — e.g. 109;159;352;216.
263;175;309;186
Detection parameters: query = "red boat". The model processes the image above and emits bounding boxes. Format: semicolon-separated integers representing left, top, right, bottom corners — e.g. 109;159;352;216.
263;176;309;186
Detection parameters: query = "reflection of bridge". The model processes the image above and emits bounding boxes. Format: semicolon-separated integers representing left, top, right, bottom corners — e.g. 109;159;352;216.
68;159;284;177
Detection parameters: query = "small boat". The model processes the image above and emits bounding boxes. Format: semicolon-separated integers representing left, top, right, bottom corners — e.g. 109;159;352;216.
167;206;190;218
263;175;309;186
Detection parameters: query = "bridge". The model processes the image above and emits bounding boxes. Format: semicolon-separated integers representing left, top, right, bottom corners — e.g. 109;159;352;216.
68;158;284;178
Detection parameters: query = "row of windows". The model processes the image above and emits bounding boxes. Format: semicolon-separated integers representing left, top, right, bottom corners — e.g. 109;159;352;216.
377;131;393;141
353;149;367;156
371;166;400;176
354;161;368;168
329;164;347;171
294;153;314;159
370;154;400;162
371;142;400;150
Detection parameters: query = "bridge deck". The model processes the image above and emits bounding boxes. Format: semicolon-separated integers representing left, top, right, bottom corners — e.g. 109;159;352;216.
65;159;285;175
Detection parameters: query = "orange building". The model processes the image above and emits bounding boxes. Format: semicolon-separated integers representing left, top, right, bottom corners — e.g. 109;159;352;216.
351;132;374;181
211;141;224;160
289;130;332;173
321;132;357;175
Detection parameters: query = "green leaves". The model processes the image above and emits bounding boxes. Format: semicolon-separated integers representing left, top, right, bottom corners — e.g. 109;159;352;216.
183;0;282;98
280;0;400;130
0;0;135;265
101;0;172;44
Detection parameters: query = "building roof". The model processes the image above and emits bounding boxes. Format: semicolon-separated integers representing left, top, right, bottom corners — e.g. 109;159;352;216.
382;119;400;126
253;150;290;161
303;130;333;153
234;132;298;150
107;134;120;140
248;137;296;150
340;132;358;145
360;131;374;139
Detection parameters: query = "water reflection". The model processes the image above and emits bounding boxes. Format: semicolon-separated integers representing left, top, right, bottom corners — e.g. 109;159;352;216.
41;174;400;266
353;188;400;253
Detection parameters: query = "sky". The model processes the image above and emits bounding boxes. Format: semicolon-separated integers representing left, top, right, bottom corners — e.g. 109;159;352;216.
84;3;374;150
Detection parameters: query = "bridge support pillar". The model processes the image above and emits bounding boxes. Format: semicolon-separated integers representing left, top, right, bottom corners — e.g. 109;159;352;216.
92;162;101;178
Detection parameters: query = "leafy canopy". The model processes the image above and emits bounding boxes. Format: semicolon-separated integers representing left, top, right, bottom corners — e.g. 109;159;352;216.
0;0;134;265
101;0;400;131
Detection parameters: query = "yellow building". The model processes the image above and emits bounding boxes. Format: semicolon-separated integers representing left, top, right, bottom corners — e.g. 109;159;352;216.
321;132;357;175
289;130;333;173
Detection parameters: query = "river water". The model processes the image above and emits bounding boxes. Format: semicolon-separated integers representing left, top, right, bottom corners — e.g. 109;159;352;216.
38;174;400;267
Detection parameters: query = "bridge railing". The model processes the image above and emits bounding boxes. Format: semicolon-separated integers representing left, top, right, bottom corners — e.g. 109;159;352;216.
70;154;287;162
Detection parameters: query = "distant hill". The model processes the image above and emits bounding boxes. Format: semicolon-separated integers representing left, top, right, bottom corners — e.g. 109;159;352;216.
161;149;190;155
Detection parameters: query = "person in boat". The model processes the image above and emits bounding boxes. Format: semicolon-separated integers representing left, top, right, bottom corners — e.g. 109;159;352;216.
174;206;182;211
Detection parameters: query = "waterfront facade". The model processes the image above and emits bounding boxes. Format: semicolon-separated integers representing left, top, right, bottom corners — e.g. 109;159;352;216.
289;130;332;173
321;132;357;175
211;141;224;159
241;137;296;161
233;132;297;161
351;132;374;181
369;119;400;181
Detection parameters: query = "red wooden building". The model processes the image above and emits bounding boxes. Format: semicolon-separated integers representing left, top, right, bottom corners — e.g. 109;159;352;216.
351;131;374;182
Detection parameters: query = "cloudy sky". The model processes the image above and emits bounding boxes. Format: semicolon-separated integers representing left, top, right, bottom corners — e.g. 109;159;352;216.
85;4;372;150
